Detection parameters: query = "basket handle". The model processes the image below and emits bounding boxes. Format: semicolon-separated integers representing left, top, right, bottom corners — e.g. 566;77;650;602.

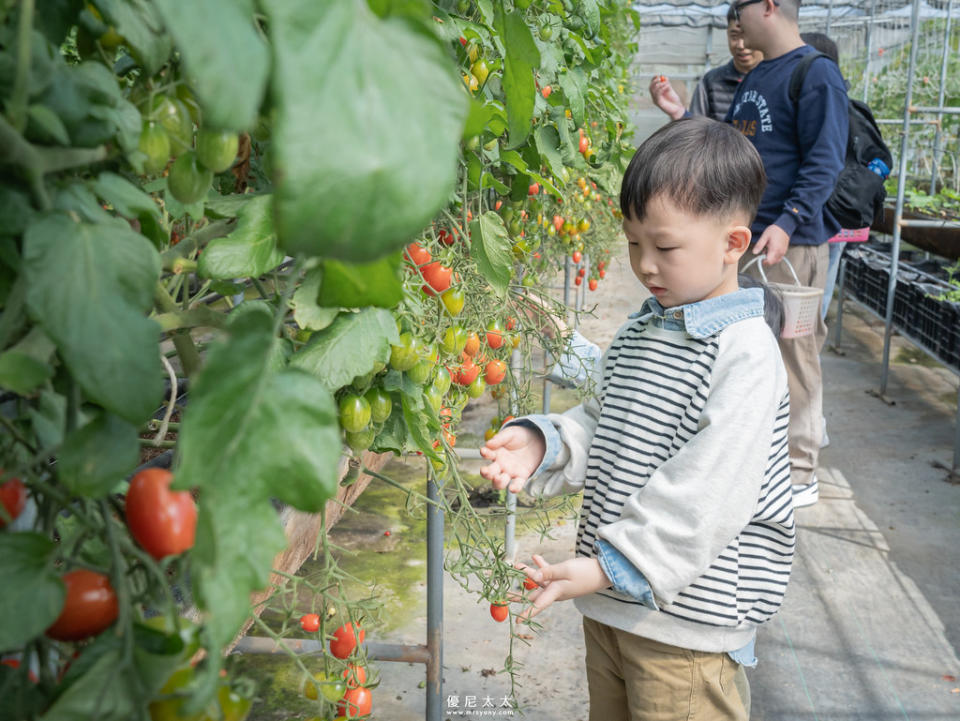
740;254;803;288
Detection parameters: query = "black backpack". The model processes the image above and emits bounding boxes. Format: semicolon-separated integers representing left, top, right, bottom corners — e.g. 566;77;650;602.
789;52;893;229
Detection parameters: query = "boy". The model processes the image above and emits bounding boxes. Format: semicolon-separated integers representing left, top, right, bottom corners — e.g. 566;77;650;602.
480;117;795;721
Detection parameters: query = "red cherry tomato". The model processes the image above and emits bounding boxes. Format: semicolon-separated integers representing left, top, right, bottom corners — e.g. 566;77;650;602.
523;577;538;591
46;570;119;641
337;685;373;717
575;276;582;286
588;278;598;291
421;262;453;296
541;85;552;98
490;603;509;622
342;663;368;689
578;135;589;154
578;268;586;277
463;332;481;357
437;228;457;246
528;182;539;196
485;321;504;350
330;621;365;659
453;360;481;387
484;360;507;385
0;473;27;527
405;243;431;266
125;469;197;560
658;74;666;82
300;613;320;633
599;269;606;279
572;250;582;264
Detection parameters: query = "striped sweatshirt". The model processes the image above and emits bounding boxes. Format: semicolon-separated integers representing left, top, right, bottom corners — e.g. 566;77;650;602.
520;289;795;653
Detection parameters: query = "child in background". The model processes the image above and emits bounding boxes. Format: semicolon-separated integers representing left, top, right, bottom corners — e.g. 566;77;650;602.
480;117;795;721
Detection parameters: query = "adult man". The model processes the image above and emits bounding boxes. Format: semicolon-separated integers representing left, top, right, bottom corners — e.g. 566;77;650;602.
648;6;763;121
651;0;849;508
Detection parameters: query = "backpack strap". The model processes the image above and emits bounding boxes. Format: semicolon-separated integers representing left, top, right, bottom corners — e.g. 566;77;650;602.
788;51;828;104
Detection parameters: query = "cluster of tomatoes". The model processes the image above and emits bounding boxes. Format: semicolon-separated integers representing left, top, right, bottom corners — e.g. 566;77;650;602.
136;86;240;205
299;615;372;718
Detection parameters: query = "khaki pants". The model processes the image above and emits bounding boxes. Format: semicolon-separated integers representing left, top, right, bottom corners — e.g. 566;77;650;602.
741;244;829;485
583;617;750;721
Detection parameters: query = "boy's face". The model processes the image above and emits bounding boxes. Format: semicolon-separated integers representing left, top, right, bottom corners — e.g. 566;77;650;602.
623;194;750;309
727;22;763;73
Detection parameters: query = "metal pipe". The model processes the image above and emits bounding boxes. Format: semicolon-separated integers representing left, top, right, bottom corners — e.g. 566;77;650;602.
954;385;960;471
425;472;444;721
875;118;940;125
504;348;521;564
704;24;713;74
825;0;834;35
232;637;432;664
897;218;960;228
880;0;923;397
832;256;848;348
863;0;878;104
929;0;953;192
909;106;960;115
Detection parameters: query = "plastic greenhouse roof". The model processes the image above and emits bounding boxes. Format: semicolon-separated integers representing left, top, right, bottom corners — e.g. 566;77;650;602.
630;0;960;28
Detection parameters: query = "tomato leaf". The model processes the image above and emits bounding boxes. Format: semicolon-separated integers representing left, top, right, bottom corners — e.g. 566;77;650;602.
153;0;268;132
401;391;441;461
469;212;514;297
198;194;283;280
58;412;139;498
90;172;165;247
26;389;66;451
371;398;408;455
291;267;338;332
94;0;173;76
23;213;163;425
0;351;52;394
291;307;400;392
316;253;405;309
494;8;539;149
559;66;587;127
266;0;468;261
176;306;341;654
0;533;66;651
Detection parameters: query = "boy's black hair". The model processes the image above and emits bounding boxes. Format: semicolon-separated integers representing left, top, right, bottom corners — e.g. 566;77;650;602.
800;31;839;63
726;3;737;23
738;273;785;336
620;116;766;223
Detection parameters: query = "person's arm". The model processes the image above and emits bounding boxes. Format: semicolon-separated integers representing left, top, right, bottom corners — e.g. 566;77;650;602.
648;75;687;121
771;59;849;241
596;325;788;607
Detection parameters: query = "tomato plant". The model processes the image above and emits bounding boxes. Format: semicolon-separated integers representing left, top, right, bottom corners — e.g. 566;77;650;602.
125;468;198;560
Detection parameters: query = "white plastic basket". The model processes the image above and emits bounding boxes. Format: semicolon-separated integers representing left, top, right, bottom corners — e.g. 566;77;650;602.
742;255;823;339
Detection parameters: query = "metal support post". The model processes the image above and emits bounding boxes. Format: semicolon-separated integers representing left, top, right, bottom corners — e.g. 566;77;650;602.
929;0;953;192
830;255;847;350
425;472;444;721
879;0;922;398
704;25;713;74
504;349;521;564
825;0;834;35
862;0;877;104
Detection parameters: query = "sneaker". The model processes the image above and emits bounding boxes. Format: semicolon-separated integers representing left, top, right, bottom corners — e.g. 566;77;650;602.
791;475;820;508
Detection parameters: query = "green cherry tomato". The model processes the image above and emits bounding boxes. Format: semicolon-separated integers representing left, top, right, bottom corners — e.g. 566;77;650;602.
139;122;170;175
424;384;444;415
440;287;465;316
439;326;468;356
149;668;205;721
175;84;202;124
389;333;420;371
433;367;453;395
338;394;371;433
151;95;193;155
539;25;553;40
345;427;376;454
196;129;239;173
407;360;434;385
364;387;392;423
466;376;487;399
303;672;347;703
168;151;213;205
216;684;253;721
471;59;490;85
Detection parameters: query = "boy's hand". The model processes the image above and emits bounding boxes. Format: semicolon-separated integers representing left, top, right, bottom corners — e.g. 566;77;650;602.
648;75;685;121
479;424;546;494
514;555;612;621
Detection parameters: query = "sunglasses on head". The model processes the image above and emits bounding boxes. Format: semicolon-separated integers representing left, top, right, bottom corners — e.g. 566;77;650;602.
732;0;778;22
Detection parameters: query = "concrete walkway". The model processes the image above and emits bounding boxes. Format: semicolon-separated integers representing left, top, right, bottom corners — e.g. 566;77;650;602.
372;256;960;721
